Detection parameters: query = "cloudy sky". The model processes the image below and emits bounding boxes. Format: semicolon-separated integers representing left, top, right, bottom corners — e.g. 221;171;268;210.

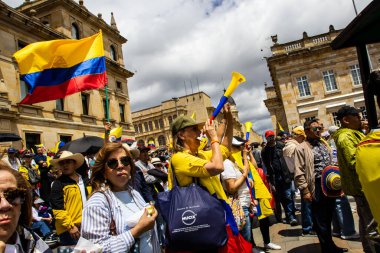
7;0;372;134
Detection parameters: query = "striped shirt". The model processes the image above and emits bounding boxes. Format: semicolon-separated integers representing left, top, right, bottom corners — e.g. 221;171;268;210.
81;188;159;253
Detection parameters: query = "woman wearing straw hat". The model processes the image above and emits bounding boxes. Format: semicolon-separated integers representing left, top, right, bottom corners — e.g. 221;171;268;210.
49;151;90;246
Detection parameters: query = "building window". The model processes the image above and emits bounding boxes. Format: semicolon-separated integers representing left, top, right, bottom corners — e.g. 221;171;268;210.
350;64;361;85
56;99;64;111
360;106;368;121
134;124;139;133
139;123;143;133
25;133;41;149
116;81;122;90
59;135;72;143
322;70;338;91
154;120;159;129
173;114;177;120
137;139;145;147
168;116;173;125
119;104;125;122
304;116;316;123
158;135;166;146
20;79;29;99
332;112;342;127
110;45;117;61
148;121;153;131
296;76;311;97
144;122;148;132
18;40;28;50
71;23;80;39
81;93;89;115
159;119;164;129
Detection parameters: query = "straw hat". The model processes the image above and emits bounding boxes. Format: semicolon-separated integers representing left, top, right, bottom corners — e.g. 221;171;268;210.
50;151;84;169
321;165;343;197
122;143;140;159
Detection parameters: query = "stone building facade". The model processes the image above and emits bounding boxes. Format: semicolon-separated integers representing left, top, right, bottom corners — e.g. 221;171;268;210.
132;92;256;148
0;0;134;150
264;26;380;132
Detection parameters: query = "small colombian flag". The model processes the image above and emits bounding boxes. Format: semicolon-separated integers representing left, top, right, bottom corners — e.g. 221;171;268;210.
13;31;107;104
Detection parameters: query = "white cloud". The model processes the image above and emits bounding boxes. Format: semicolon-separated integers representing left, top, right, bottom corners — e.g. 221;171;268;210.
5;0;372;132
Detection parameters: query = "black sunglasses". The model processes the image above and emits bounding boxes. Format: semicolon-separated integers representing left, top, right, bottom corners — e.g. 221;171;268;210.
1;188;26;205
312;127;322;131
106;156;132;170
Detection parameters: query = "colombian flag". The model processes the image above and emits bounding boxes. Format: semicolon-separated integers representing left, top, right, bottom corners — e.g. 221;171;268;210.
13;31;107;104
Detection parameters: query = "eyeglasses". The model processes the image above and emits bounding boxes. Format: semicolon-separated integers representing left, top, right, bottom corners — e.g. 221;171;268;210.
0;188;26;205
311;127;322;131
153;163;163;168
106;156;132;170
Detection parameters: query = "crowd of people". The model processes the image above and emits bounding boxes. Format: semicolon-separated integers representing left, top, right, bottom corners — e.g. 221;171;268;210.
0;99;379;252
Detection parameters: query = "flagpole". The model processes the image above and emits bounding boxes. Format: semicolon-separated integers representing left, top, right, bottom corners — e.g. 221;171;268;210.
105;85;110;122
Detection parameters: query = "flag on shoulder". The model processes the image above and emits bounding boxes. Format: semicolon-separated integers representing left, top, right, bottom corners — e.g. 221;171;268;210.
13;31;107;105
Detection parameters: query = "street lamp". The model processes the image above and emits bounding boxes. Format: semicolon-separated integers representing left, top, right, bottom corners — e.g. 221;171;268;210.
172;97;179;116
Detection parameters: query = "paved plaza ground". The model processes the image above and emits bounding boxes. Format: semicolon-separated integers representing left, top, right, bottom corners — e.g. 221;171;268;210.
252;196;364;253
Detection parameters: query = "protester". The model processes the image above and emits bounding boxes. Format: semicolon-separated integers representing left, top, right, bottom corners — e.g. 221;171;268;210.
251;142;263;168
334;105;373;252
31;198;55;242
50;151;90;246
135;147;161;198
356;70;380;252
18;152;40;185
0;161;52;252
294;119;348;253
81;142;160;252
1;148;21;171
262;130;297;226
283;126;315;236
34;146;47;168
227;136;280;252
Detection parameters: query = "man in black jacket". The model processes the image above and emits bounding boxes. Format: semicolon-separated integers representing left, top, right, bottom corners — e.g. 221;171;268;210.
262;130;297;226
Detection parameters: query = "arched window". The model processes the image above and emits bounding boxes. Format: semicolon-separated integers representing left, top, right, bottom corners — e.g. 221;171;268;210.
168;116;173;125
71;23;80;39
159;119;164;129
158;135;166;146
137;139;145;147
110;45;117;61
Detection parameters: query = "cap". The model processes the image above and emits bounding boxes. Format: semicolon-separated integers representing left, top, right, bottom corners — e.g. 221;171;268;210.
265;130;275;139
232;136;246;146
336;106;360;120
7;148;16;154
34;198;45;205
292;126;306;138
151;157;162;165
171;115;200;136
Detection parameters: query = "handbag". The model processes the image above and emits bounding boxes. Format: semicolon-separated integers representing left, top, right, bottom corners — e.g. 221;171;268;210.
227;194;246;231
157;164;227;251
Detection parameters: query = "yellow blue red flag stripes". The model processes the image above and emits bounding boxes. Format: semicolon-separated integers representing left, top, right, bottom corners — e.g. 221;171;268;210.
13;31;107;104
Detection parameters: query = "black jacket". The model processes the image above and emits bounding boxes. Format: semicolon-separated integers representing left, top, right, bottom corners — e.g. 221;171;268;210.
261;141;292;185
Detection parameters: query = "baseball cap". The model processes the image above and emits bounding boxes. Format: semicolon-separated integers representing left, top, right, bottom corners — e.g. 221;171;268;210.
232;136;247;146
34;198;45;205
7;148;16;154
171;115;202;136
336;106;360;120
265;130;275;139
292;126;306;138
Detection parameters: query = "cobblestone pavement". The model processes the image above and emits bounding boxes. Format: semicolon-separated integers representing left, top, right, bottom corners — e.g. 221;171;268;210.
252;196;364;253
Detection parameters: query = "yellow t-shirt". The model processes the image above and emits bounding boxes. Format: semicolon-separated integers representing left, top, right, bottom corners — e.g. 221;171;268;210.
356;129;380;232
169;145;230;200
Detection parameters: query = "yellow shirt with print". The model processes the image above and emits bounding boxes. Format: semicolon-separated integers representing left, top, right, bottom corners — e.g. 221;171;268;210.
231;151;273;219
169;145;230;201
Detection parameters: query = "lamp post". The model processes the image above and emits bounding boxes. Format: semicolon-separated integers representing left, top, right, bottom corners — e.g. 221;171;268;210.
172;97;179;116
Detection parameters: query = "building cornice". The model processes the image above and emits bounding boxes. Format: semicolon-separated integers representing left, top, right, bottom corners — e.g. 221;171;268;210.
0;1;65;40
297;91;363;108
15;0;127;43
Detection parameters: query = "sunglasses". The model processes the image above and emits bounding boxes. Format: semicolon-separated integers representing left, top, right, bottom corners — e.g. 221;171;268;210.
311;127;322;131
0;188;26;205
106;156;132;170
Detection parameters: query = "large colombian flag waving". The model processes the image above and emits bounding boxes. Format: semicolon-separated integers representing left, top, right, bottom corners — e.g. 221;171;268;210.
13;31;107;105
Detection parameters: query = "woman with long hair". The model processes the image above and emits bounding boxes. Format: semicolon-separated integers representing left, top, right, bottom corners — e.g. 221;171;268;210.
81;142;160;253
